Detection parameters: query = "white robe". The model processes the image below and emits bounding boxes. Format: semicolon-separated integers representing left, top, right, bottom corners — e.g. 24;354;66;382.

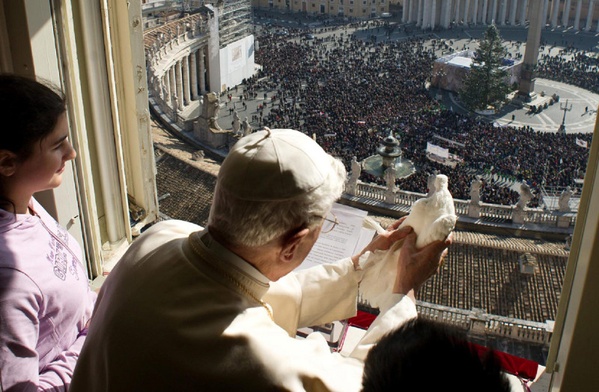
71;220;417;392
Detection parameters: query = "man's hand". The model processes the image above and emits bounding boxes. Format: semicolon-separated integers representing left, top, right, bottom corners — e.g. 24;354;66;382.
351;217;411;268
392;230;452;299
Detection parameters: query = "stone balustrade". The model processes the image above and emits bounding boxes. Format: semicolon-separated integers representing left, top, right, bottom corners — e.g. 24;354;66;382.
347;180;576;230
417;301;553;345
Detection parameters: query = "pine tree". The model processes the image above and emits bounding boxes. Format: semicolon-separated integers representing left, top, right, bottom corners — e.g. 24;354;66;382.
459;24;510;112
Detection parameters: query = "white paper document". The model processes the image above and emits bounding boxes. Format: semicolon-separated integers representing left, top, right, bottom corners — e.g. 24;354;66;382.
297;203;376;270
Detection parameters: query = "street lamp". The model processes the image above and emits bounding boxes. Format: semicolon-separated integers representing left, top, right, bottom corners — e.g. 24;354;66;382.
558;99;572;135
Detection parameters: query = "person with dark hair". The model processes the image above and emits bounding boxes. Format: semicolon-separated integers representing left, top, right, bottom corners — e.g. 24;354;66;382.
0;74;96;391
362;318;512;392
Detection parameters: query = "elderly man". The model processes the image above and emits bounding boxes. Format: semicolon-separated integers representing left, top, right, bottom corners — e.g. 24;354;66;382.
71;128;450;391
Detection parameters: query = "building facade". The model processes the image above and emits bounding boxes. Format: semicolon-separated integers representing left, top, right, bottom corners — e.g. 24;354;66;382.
402;0;599;32
253;0;390;19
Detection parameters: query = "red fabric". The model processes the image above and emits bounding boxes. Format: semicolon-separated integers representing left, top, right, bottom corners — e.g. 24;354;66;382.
348;311;377;329
347;311;539;380
469;342;539;381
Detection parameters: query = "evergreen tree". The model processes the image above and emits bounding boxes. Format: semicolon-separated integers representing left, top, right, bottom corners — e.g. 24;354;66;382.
459;24;510;112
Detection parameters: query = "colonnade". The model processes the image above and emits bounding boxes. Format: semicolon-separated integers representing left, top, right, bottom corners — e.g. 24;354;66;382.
157;47;209;112
402;0;599;32
145;13;212;121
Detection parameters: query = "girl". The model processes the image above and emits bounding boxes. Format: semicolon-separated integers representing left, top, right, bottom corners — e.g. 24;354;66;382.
0;74;95;391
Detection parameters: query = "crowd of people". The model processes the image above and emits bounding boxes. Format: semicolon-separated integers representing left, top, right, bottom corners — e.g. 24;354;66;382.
242;25;595;207
538;47;599;95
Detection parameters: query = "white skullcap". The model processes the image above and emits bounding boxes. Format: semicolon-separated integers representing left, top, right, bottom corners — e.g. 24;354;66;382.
218;128;335;201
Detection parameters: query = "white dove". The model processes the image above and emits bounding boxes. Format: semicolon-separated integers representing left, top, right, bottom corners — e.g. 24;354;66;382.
398;174;457;248
359;174;457;308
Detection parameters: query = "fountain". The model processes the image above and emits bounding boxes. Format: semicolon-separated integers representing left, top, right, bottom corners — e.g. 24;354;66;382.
362;130;415;179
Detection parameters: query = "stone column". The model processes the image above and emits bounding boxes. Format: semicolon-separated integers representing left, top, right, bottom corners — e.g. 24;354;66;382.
199;49;206;94
551;0;560;26
158;74;163;101
543;0;550;25
482;0;489;23
472;0;479;23
401;0;413;23
464;0;470;23
423;0;431;28
422;0;433;29
520;0;529;24
519;0;544;99
162;73;169;101
443;0;453;27
491;0;498;23
562;0;571;27
499;0;508;24
510;0;518;24
409;0;416;22
455;0;461;22
417;0;424;27
573;0;582;30
176;60;184;111
182;55;191;105
169;67;176;103
190;51;199;100
431;0;437;28
586;0;595;31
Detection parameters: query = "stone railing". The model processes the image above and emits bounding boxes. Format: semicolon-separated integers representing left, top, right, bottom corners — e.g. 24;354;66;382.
453;198;470;216
141;1;178;13
417;301;471;331
346;180;576;230
149;96;194;132
417;301;553;345
476;203;514;221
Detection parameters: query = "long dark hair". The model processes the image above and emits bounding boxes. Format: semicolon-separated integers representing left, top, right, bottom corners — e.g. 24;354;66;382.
0;74;66;211
0;74;66;159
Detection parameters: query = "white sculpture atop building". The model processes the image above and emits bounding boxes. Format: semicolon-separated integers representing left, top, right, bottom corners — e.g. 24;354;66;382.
241;117;251;136
470;177;482;205
346;156;361;195
199;92;222;131
513;183;534;224
516;183;533;210
232;111;241;136
558;186;573;212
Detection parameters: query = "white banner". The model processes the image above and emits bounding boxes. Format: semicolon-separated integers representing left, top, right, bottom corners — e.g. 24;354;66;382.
576;138;588;148
426;142;449;159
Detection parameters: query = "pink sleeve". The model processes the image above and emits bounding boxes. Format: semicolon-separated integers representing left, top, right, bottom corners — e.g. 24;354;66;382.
0;269;44;390
0;270;92;391
38;333;87;391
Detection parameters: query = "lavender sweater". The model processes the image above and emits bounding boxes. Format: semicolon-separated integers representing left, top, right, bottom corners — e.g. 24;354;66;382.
0;199;95;391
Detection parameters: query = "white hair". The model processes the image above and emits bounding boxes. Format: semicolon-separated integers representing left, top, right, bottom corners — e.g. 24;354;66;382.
208;157;346;247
